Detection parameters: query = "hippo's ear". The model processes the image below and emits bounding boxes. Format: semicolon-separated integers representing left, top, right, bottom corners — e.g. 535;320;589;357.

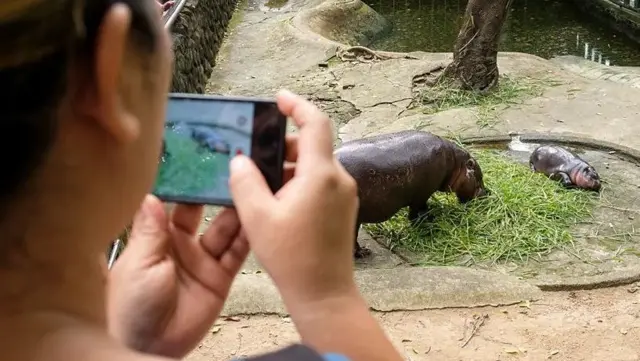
465;158;476;170
585;167;600;180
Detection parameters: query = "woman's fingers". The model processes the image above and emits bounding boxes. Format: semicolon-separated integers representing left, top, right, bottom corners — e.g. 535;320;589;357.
276;90;334;171
230;155;277;230
170;208;245;298
170;232;234;299
126;195;171;258
199;208;242;258
171;203;204;237
283;162;296;184
217;231;250;278
286;134;298;162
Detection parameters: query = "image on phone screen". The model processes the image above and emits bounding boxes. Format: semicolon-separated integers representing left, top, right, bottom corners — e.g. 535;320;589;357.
152;95;286;206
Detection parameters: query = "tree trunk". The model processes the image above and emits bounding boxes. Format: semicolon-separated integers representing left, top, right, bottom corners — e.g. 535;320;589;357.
443;0;512;92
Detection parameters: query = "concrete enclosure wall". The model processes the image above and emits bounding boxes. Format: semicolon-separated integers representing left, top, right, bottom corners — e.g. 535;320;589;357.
170;0;239;93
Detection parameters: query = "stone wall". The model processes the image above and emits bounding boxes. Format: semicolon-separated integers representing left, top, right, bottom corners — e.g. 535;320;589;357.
574;0;640;44
170;0;239;93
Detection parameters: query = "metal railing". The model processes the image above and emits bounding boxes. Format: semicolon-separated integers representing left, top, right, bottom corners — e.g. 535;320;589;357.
610;0;640;12
576;33;613;66
107;1;188;269
163;0;189;29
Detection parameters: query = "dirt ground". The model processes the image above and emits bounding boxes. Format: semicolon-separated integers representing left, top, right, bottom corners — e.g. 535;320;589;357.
188;284;640;361
190;1;640;360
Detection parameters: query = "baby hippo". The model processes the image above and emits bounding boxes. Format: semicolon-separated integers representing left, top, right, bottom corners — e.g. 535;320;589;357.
530;145;601;192
335;130;488;258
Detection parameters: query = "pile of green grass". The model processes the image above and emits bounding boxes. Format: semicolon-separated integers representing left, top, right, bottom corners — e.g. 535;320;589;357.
418;76;560;128
365;148;598;266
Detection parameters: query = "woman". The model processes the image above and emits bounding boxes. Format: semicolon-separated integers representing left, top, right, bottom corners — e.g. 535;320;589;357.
0;1;404;361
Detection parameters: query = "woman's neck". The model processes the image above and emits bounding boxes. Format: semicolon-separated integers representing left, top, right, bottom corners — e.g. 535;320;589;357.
0;203;110;327
0;247;108;326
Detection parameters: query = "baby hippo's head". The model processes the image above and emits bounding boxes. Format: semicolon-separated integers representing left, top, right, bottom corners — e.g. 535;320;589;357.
573;165;601;192
454;157;488;203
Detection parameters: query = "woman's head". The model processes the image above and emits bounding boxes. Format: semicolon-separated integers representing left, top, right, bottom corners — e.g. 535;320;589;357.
0;0;173;263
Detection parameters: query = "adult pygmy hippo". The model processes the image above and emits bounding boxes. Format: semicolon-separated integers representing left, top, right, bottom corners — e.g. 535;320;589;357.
335;130;488;259
190;126;231;155
530;145;601;192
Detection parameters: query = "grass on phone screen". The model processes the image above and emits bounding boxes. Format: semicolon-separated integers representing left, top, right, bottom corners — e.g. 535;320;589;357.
154;129;229;197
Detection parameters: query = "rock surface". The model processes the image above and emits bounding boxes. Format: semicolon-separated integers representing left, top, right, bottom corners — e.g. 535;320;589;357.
199;0;640;311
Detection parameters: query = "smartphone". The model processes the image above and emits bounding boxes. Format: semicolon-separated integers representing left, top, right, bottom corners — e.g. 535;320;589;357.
152;93;287;206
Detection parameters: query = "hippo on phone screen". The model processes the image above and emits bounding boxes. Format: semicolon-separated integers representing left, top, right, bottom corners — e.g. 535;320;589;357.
530;145;601;192
190;126;231;155
335;130;488;258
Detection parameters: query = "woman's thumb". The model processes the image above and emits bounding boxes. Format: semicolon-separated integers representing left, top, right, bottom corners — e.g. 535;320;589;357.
229;155;276;225
126;195;169;256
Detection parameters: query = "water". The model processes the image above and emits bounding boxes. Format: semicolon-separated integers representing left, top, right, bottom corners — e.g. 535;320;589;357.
366;0;640;66
473;136;604;164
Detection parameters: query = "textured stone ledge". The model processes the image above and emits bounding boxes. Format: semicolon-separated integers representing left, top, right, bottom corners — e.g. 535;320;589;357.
170;0;239;93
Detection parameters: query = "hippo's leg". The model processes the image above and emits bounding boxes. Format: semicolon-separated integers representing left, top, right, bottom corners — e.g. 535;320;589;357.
549;172;574;188
353;222;371;259
408;200;430;224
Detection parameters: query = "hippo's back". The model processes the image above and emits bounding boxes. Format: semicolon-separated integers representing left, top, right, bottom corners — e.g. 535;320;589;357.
530;145;580;174
335;131;456;222
336;130;445;165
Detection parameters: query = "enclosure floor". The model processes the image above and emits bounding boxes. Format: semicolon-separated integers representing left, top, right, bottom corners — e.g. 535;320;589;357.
188;285;640;361
194;0;640;358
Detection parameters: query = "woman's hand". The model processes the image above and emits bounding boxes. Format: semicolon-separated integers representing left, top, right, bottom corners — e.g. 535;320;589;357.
230;90;403;361
230;89;360;311
107;196;248;358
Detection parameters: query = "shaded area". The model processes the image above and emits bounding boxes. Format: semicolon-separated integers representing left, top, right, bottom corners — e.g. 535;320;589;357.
366;0;640;66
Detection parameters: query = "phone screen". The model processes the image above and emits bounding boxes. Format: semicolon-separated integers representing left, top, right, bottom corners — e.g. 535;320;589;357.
152;94;287;206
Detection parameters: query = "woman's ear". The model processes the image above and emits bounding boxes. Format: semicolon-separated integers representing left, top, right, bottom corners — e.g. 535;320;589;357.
88;3;140;144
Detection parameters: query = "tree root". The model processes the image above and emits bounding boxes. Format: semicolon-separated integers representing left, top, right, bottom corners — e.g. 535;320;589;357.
411;61;498;94
336;46;419;63
411;64;447;87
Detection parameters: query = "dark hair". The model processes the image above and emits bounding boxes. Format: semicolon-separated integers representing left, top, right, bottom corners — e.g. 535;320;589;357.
0;0;158;208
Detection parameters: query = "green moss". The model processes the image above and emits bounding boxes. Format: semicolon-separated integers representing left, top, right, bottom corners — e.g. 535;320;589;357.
265;0;288;9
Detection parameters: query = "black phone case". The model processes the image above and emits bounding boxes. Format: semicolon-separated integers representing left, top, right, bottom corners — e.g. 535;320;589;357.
156;93;287;207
